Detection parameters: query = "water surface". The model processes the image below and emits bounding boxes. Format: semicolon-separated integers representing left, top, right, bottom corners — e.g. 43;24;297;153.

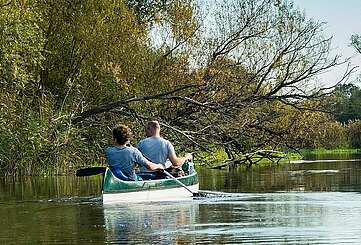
1;159;361;244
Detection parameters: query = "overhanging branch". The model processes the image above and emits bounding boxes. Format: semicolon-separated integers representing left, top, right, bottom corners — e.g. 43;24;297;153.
72;84;201;123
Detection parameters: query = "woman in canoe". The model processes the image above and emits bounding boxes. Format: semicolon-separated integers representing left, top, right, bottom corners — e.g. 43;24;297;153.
105;124;164;181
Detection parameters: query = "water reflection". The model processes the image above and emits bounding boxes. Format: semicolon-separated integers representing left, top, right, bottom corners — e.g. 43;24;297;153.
198;160;361;193
103;202;199;244
0;175;102;202
101;192;361;244
0;175;105;244
0;202;106;244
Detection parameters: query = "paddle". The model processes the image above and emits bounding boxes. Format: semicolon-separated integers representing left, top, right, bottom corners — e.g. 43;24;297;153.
76;167;106;177
163;170;202;197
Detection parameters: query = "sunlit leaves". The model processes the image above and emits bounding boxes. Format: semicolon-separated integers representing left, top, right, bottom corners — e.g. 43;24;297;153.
263;101;347;149
0;1;45;89
167;1;198;42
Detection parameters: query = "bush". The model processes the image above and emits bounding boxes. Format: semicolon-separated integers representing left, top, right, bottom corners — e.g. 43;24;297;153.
346;120;361;148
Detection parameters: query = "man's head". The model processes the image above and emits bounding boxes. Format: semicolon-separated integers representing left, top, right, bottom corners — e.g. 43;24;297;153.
146;120;160;137
112;125;132;145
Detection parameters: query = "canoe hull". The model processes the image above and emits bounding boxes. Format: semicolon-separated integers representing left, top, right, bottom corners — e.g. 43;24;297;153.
102;168;199;204
103;183;199;204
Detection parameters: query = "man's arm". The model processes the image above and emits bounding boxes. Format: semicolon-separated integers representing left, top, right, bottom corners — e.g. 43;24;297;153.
166;140;193;167
168;153;193;167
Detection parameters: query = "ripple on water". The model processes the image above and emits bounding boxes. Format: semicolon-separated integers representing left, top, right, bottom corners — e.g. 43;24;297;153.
147;192;361;244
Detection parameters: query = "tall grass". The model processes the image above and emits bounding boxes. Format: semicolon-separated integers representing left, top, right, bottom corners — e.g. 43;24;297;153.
0;94;108;176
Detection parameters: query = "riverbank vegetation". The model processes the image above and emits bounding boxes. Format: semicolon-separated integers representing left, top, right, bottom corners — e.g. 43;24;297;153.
1;0;361;175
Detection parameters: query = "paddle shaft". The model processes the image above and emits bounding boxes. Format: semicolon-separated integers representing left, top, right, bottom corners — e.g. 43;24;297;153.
163;170;196;196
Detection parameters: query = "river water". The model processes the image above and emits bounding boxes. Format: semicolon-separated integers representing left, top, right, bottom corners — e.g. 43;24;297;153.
1;159;361;244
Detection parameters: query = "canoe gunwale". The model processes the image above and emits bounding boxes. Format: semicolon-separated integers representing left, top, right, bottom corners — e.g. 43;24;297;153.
102;168;199;194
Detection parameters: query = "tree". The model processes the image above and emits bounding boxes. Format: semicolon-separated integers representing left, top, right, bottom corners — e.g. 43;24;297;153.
346;120;361;148
328;84;361;123
0;0;202;174
74;0;352;157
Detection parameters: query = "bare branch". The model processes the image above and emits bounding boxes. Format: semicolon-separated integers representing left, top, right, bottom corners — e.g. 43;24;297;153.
72;84;200;123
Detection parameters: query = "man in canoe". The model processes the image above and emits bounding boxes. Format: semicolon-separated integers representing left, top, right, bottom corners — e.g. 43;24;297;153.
105;124;164;181
137;121;193;172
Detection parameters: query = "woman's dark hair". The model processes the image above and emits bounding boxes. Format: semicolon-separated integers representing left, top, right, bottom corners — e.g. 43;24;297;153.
112;125;132;144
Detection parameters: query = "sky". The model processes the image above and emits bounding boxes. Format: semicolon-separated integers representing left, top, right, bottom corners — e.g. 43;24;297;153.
292;0;361;85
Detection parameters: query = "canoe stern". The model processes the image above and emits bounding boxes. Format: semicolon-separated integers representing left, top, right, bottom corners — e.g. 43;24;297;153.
102;168;199;203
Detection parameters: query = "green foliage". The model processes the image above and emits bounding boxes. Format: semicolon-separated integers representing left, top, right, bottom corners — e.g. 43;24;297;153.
329;84;361;123
346;120;361;148
125;0;168;24
197;150;228;166
0;0;199;175
0;0;358;175
301;148;361;155
0;94;107;175
37;0;149;105
0;0;146;175
254;101;348;149
0;1;45;88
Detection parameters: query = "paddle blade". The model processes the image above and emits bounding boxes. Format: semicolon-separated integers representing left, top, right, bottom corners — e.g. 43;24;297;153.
76;167;106;177
192;192;207;198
